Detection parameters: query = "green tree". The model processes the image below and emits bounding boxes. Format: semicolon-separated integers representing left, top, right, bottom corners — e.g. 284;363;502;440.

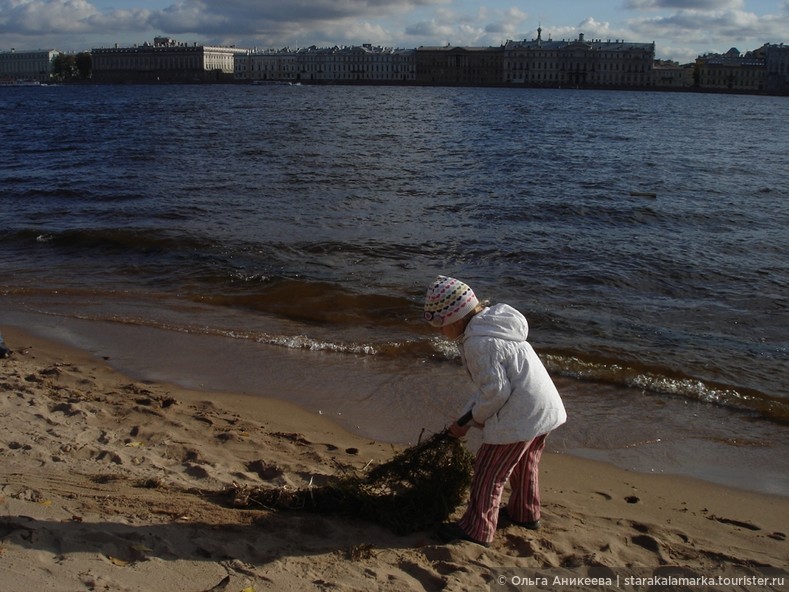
52;53;77;81
75;52;92;79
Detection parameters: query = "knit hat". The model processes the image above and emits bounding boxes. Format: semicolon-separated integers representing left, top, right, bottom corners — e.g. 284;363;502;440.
423;275;479;328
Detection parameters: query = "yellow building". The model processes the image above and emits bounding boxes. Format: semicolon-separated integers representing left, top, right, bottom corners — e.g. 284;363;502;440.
695;48;766;92
652;60;694;89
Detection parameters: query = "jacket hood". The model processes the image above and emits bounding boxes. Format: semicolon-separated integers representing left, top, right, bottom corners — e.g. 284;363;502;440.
463;303;529;342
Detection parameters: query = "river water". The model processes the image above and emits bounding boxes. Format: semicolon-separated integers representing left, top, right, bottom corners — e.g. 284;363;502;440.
1;84;787;495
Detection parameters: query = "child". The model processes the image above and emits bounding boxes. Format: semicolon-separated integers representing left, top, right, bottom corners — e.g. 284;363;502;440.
424;275;567;547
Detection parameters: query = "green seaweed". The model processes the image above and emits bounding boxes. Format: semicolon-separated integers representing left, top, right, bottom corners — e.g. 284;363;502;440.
224;431;474;535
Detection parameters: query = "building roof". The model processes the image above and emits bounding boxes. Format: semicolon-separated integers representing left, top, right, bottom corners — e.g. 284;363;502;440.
504;35;653;52
697;53;765;66
416;45;502;52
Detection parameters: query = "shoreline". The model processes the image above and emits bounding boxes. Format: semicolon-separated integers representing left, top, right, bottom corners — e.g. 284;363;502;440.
1;325;788;590
4;307;788;498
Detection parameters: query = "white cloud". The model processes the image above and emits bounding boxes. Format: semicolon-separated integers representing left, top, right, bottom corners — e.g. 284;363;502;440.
0;0;450;38
533;17;633;44
624;0;744;9
655;42;703;63
0;0;99;33
86;8;152;31
575;17;617;39
149;1;230;33
484;7;527;37
628;8;782;45
405;19;453;40
401;3;529;47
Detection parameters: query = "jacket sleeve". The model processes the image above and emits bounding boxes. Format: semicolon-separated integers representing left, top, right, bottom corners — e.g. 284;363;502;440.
463;337;514;425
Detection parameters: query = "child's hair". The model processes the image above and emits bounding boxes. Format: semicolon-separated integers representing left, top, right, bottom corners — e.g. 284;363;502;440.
463;300;490;323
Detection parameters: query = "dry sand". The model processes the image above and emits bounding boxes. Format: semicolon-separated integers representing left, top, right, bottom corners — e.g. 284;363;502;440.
0;326;787;591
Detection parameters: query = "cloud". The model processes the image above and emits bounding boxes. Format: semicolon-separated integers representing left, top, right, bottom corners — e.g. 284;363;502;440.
405;19;454;40
195;0;447;24
486;7;527;35
0;0;100;34
148;1;230;33
629;8;776;40
624;0;743;9
402;3;528;46
0;0;449;38
575;17;618;39
624;5;789;60
532;17;633;44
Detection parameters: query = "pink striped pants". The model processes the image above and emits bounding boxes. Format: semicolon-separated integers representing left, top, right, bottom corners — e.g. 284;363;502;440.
457;434;547;544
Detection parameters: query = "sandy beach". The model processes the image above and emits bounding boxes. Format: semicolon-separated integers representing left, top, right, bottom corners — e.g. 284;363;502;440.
1;325;787;592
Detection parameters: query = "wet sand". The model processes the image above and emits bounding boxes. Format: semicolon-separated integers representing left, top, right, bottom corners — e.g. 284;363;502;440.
5;307;788;498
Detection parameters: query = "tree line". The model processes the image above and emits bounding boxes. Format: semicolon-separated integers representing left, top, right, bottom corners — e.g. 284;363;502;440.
52;53;92;81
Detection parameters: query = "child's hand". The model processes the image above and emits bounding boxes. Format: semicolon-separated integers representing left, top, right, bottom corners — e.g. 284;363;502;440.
448;420;471;439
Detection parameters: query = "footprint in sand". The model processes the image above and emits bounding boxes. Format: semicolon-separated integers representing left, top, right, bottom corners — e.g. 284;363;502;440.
503;533;538;557
245;459;283;480
631;522;650;533
629;522;663;554
631;534;661;553
711;515;760;531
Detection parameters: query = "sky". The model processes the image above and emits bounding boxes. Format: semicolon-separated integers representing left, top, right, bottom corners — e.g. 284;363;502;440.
0;0;787;64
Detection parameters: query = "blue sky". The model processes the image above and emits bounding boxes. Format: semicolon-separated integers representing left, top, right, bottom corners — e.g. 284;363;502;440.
1;0;787;63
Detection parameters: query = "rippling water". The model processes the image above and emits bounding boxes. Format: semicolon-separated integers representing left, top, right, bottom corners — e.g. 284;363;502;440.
1;84;787;492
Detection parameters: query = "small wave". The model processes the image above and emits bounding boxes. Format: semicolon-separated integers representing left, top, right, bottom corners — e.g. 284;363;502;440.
225;328;445;360
197;278;424;331
260;333;380;356
544;353;789;425
9;296;786;426
104;304;787;425
8;227;214;257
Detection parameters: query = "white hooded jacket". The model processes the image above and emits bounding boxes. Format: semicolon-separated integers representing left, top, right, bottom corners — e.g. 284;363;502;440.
459;303;567;444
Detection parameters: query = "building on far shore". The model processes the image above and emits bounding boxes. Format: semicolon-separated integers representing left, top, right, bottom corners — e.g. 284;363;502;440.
235;44;415;83
695;47;766;92
91;37;247;83
503;30;655;89
415;46;503;86
4;32;785;94
232;33;788;94
763;43;789;94
0;48;60;83
651;60;694;89
235;48;298;83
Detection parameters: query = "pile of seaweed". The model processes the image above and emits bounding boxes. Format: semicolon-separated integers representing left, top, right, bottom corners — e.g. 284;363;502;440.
220;431;474;535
